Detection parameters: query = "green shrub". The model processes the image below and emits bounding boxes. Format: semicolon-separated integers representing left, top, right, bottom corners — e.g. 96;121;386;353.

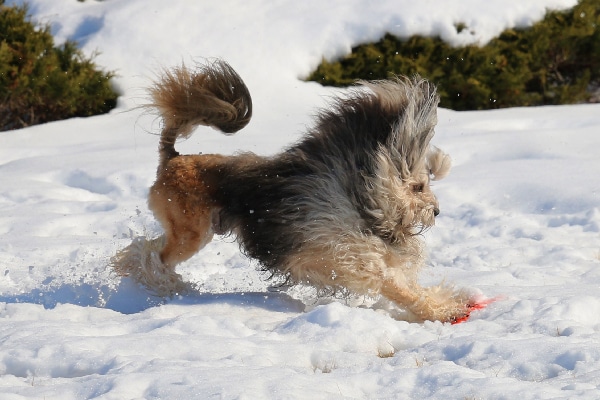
0;1;118;131
307;0;600;110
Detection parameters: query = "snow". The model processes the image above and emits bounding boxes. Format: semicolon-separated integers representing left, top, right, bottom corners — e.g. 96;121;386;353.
1;0;599;398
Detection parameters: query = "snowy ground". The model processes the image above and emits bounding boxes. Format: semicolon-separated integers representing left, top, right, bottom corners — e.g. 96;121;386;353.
2;0;600;399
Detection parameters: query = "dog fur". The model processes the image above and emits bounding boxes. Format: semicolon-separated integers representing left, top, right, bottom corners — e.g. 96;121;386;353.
111;59;475;322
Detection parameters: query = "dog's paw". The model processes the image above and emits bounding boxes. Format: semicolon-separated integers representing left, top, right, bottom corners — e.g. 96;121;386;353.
451;297;496;324
110;235;191;297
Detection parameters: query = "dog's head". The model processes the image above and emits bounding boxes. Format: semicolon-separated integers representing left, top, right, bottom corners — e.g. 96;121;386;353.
362;77;451;243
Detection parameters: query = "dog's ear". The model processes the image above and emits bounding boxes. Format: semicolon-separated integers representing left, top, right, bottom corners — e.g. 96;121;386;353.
353;76;441;179
376;76;439;177
427;146;451;180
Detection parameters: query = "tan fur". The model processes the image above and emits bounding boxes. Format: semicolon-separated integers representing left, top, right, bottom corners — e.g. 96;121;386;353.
148;154;225;269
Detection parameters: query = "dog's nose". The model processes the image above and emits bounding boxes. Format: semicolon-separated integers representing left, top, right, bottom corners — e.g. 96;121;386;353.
433;208;440;217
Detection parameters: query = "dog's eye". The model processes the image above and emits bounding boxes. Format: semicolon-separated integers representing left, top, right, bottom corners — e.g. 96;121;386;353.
412;184;424;193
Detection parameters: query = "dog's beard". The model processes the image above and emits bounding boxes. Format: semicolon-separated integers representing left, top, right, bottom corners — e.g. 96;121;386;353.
406;206;437;231
380;200;437;243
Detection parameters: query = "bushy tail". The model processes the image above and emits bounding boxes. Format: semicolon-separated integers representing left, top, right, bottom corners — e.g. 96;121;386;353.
148;59;252;170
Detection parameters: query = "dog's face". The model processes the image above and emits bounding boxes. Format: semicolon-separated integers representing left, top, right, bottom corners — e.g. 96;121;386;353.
365;144;450;244
401;145;451;228
358;76;450;244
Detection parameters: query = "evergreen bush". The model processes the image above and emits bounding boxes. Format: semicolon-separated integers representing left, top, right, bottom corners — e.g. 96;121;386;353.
307;0;600;111
0;1;118;131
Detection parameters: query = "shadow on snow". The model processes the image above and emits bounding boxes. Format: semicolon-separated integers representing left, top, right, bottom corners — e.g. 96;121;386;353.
0;277;306;315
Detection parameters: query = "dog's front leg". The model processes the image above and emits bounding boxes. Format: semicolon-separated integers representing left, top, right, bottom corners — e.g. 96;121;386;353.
380;280;471;323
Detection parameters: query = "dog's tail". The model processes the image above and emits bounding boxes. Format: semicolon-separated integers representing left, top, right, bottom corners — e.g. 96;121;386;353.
148;59;252;170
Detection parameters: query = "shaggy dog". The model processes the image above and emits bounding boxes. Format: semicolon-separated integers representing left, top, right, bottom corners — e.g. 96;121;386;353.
111;59;482;323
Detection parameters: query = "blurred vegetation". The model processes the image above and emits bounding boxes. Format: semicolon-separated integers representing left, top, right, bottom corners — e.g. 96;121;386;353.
307;0;600;110
0;0;118;131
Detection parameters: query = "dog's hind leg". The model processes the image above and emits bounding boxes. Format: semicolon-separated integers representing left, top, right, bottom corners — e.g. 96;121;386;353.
148;155;225;270
152;200;216;269
109;206;212;297
111;183;217;297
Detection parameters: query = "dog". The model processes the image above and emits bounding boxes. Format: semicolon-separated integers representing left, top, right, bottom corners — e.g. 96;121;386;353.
111;59;481;323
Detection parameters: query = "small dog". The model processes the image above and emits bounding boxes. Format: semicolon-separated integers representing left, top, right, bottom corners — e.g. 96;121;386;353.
112;59;480;322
